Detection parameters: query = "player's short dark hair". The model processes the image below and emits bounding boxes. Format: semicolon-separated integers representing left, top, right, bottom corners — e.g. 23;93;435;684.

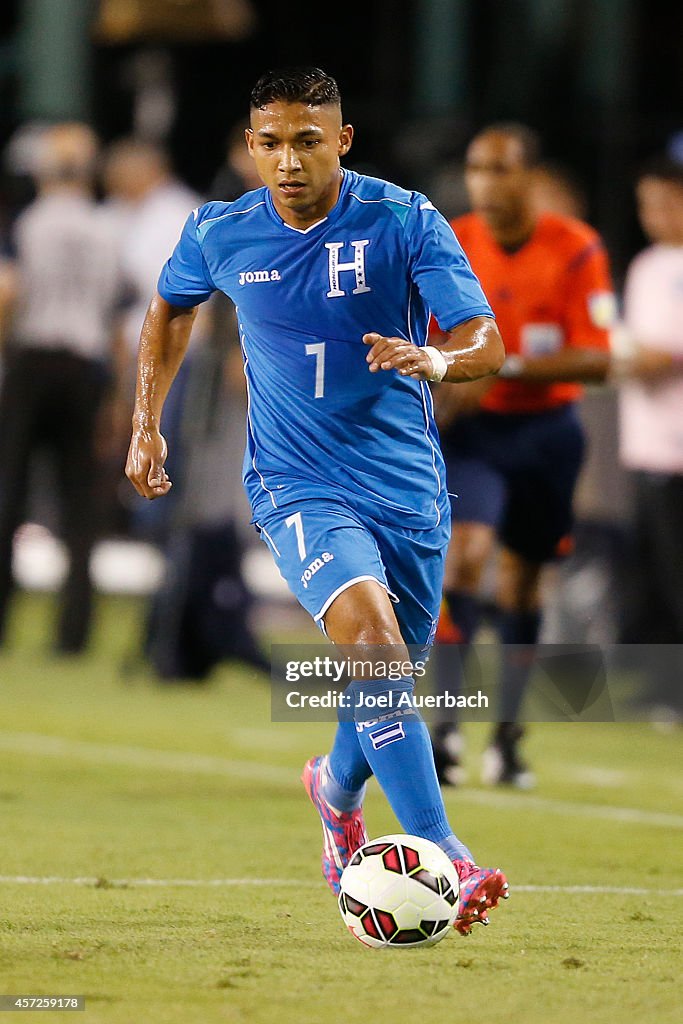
636;154;683;190
475;122;543;168
250;67;341;110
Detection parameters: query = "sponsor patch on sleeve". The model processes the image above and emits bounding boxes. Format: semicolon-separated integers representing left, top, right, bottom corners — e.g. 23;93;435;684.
521;322;564;356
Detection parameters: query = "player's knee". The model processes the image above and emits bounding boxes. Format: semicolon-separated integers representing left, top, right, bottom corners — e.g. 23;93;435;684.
352;622;402;646
324;580;404;646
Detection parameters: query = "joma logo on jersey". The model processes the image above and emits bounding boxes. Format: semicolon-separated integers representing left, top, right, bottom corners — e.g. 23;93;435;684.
300;551;334;589
238;269;281;285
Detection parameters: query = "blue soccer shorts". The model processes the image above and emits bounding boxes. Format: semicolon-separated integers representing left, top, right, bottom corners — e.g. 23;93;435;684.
441;404;585;562
254;496;450;649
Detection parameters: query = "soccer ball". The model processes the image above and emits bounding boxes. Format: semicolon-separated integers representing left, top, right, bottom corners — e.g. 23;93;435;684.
338;834;459;948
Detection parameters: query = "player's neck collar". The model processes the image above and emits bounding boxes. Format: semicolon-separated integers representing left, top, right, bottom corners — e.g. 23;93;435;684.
265;169;353;234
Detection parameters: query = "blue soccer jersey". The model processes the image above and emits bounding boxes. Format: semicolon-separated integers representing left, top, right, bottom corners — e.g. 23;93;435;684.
157;169;493;531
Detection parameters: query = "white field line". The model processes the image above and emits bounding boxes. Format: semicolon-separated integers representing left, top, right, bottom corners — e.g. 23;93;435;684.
1;730;683;830
0;731;290;786
514;885;683;895
0;876;681;896
0;875;311;888
452;788;683;829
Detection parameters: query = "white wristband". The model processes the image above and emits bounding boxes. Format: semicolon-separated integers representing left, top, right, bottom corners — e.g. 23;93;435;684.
424;346;448;382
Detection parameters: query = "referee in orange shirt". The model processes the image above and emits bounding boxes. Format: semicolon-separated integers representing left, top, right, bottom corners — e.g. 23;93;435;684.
430;124;615;787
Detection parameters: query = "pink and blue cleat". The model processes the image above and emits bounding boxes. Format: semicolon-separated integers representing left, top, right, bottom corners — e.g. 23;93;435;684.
301;755;368;894
453;859;510;935
302;754;509;932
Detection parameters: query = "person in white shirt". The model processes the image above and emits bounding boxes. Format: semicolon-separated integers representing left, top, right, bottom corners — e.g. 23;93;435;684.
616;155;683;720
102;138;206;540
102;139;203;377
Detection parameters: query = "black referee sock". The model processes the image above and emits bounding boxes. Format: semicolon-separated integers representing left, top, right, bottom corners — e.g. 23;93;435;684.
431;590;482;729
497;608;542;724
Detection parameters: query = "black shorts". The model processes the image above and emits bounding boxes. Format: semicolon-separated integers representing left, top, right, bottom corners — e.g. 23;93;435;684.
441;404;585;563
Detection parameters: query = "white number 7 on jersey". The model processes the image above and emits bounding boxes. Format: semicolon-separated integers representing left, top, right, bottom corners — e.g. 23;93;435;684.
305;342;326;398
285;511;307;560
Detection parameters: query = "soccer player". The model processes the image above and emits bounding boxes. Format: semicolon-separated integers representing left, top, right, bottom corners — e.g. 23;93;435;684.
126;67;509;934
430;124;614;787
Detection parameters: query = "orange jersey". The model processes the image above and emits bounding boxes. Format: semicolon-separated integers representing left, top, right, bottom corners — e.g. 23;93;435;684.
444;212;613;414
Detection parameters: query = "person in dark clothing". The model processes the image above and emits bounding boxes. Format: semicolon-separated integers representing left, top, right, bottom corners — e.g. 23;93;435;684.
0;123;122;652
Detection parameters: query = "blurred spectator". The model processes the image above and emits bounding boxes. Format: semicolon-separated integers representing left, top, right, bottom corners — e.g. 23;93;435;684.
102;138;202;391
142;332;270;681
104;137;267;680
0;123;122;653
209;120;263;201
531;160;631;646
101;137;204;537
614;156;683;722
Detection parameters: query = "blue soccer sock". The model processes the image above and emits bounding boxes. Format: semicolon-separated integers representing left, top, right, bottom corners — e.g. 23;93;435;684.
351;677;473;862
325;719;372;812
498;608;542;722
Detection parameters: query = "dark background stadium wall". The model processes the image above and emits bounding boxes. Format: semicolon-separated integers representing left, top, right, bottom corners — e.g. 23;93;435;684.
89;0;415;197
0;1;681;276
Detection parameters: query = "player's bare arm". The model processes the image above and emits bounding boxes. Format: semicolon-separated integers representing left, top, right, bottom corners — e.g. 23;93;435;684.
363;315;504;383
126;292;197;499
502;340;682;383
499;345;611;383
0;259;18;350
611;344;683;382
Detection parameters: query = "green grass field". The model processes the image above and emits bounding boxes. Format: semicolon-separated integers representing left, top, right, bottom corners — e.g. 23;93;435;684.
1;593;682;1024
